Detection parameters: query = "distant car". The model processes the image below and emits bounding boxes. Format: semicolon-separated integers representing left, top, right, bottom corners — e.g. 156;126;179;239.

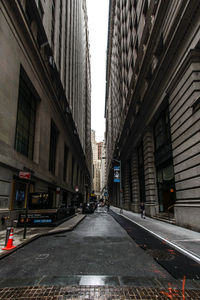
90;201;97;210
82;203;95;214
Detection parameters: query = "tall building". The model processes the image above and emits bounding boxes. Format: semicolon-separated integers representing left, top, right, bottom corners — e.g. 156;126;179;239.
100;139;106;197
0;0;91;227
91;130;101;198
105;0;200;231
97;142;103;160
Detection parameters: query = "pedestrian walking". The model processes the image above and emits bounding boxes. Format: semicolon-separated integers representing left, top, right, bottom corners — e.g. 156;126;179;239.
140;202;145;219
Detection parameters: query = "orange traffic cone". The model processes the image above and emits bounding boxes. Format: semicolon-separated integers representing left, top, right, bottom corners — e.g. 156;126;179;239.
2;228;16;250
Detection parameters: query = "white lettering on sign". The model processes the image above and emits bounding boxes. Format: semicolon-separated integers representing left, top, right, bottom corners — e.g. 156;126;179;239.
19;171;31;180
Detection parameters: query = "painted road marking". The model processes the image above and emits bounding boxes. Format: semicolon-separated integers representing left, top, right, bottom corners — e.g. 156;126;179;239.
171;239;200;242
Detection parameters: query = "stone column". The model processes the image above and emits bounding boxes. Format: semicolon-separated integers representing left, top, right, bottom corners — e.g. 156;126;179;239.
122;160;131;210
112;181;118;206
143;129;158;217
130;152;140;213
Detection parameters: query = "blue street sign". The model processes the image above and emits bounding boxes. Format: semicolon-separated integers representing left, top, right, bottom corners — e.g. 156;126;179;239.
114;166;120;182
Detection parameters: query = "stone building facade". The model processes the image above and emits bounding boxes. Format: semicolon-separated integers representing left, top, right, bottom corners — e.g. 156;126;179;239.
0;0;92;228
105;0;200;231
100;139;106;197
91;130;102;199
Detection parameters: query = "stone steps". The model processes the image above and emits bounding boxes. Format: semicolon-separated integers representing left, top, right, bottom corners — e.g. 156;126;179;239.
153;213;176;225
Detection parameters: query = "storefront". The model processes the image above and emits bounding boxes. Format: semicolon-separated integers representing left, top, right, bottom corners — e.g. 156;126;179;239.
11;176;74;226
11;176;34;211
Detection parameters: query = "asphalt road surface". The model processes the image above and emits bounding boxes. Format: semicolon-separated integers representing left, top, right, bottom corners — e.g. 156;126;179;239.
0;207;176;288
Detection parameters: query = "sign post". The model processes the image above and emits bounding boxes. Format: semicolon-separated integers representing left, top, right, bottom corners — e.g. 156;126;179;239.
113;160;123;213
114;166;120;182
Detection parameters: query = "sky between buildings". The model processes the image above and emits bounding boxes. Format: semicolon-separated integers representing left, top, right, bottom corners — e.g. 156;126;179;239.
87;0;109;142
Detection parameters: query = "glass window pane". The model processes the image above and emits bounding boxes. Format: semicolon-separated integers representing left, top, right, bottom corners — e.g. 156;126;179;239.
15;68;37;160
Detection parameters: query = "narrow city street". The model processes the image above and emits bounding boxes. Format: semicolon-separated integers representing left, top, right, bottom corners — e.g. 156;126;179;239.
1;0;200;298
0;207;173;287
0;208;200;299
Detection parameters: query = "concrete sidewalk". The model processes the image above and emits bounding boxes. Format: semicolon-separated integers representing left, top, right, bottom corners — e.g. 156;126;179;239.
0;213;85;259
111;206;200;264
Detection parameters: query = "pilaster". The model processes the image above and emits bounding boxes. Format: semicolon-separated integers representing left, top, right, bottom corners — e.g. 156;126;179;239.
130;152;140;213
122;160;131;210
143;129;158;216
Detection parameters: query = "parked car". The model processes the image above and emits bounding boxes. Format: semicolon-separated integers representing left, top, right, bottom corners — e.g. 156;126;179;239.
82;203;95;214
90;201;97;210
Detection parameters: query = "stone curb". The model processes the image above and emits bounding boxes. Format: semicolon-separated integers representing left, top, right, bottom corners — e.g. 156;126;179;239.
0;214;86;260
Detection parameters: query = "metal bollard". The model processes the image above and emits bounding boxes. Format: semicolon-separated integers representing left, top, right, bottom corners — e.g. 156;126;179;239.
5;227;11;246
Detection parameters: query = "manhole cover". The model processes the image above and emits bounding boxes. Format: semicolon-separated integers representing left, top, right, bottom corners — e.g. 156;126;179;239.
146;249;175;261
35;254;49;260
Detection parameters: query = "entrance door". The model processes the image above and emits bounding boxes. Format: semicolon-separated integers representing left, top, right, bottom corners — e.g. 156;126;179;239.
12;179;34;210
14;181;26;209
158;181;176;213
157;164;176;213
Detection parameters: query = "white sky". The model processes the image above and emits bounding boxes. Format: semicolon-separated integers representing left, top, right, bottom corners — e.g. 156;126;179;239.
87;0;109;142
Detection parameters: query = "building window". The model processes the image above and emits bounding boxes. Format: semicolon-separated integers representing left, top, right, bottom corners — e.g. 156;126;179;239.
63;144;68;182
59;0;63;69
15;67;37;160
38;0;44;20
128;159;133;202
154;108;171;151
76;166;79;186
192;97;200;113
135;38;138;53
49;120;59;174
143;0;148;17
25;1;33;25
154;107;175;213
64;0;68;86
51;0;56;49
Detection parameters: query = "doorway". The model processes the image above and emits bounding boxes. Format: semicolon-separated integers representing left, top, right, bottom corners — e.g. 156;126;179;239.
157;164;176;214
